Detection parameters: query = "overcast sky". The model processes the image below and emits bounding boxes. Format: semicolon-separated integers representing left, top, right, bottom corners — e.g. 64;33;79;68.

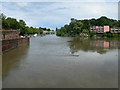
1;0;119;30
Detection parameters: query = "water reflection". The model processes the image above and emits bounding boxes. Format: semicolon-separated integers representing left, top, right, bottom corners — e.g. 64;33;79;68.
68;37;120;54
2;36;118;88
2;46;29;79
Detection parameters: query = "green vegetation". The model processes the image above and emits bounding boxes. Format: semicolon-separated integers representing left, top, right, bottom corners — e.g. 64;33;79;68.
103;33;120;37
1;13;119;37
56;18;83;37
56;16;120;37
1;13;52;35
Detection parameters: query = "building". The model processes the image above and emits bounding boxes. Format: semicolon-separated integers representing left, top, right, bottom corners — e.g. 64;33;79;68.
0;29;20;40
110;27;120;33
90;26;110;33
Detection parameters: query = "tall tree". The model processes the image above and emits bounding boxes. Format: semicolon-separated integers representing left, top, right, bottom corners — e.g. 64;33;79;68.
1;13;9;29
19;20;27;35
6;17;19;29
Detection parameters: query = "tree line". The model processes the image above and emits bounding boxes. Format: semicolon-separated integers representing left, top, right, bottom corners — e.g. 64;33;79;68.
1;13;52;35
56;16;120;37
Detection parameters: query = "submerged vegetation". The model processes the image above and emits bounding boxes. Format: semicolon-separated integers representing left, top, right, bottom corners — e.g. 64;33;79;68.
56;16;120;37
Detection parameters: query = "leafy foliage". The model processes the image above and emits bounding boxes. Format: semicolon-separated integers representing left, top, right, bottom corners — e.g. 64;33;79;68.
56;18;83;37
56;16;120;37
1;13;53;35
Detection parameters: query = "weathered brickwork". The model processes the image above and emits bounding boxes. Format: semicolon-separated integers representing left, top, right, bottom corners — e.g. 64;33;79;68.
0;29;30;53
2;38;29;53
0;29;20;40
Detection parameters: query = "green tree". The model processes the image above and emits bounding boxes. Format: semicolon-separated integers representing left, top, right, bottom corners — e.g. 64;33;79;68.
19;20;27;35
57;18;83;36
6;17;19;29
1;14;9;29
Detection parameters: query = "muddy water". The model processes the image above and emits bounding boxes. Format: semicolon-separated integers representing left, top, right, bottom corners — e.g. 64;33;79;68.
2;35;119;88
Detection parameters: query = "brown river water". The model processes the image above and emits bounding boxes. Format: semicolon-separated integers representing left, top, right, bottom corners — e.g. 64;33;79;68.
2;35;119;88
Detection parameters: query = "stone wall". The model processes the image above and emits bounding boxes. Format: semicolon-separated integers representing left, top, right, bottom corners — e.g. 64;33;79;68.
2;38;29;53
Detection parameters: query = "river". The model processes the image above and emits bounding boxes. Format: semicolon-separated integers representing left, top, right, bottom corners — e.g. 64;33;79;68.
2;35;119;88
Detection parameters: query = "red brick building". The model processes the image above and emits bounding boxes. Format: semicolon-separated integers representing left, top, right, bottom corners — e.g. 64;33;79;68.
0;29;20;40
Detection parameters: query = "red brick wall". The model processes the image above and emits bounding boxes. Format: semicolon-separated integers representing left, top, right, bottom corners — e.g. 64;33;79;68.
0;29;20;40
2;38;29;53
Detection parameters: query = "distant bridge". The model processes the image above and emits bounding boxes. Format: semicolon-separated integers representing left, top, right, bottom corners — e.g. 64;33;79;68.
43;31;56;34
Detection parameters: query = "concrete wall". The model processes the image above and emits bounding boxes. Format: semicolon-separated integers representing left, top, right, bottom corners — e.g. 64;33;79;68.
2;38;29;53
